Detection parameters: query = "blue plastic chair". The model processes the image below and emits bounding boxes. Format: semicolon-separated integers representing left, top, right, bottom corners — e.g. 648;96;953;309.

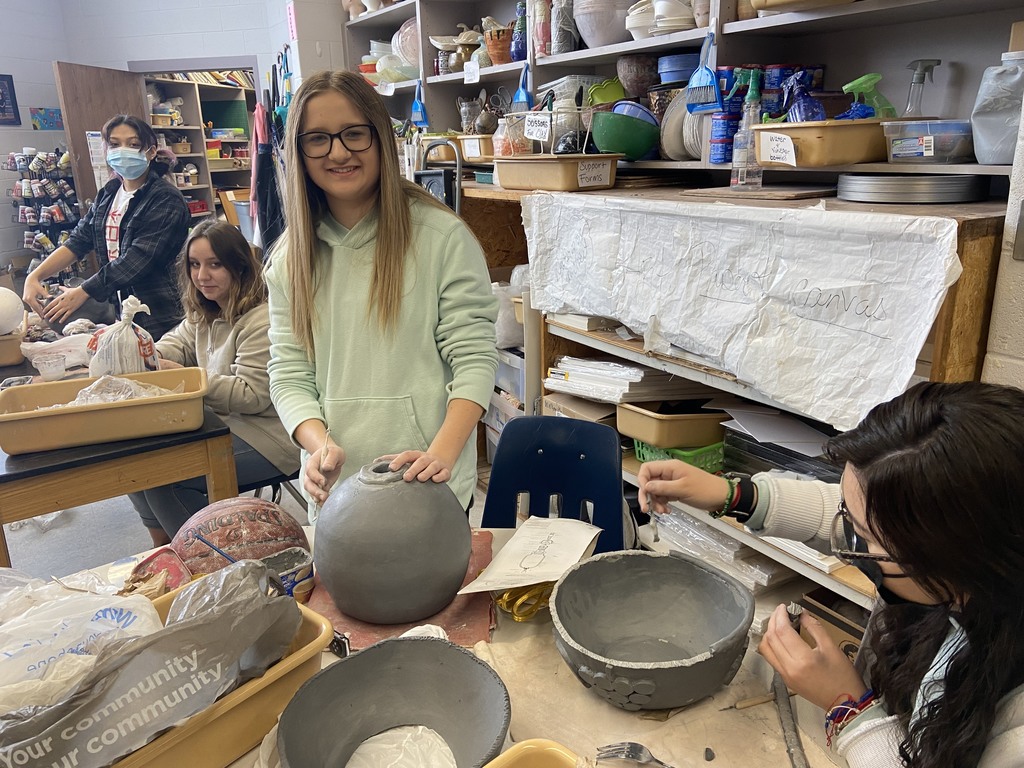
481;416;627;553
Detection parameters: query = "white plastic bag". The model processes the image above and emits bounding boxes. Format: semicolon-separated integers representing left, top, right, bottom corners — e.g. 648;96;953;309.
87;295;159;376
21;334;93;369
492;282;524;350
971;52;1024;165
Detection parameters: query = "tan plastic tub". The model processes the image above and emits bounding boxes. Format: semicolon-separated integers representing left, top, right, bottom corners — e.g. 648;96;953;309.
485;739;579;767
0;367;208;455
494;153;622;191
114;587;332;768
457;134;495;162
616;400;727;449
751;118;888;167
0;320;25;366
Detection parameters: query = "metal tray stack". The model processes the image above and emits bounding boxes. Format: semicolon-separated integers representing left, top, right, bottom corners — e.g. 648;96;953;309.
837;174;989;204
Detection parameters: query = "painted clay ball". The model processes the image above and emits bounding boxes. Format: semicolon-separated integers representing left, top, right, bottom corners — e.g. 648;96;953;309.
171;497;309;575
315;461;471;624
0;288;24;336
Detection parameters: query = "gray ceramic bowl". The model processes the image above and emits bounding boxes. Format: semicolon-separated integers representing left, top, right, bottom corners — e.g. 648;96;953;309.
277;636;510;767
550;550;755;711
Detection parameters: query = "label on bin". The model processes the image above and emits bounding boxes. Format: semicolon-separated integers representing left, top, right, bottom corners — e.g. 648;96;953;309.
524;114;551;142
463;138;481;158
760;132;796;166
376;81;395;96
577;160;610;188
463;61;480;84
891;136;934;159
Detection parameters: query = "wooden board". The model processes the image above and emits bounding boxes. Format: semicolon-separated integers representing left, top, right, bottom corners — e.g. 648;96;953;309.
680;184;838;200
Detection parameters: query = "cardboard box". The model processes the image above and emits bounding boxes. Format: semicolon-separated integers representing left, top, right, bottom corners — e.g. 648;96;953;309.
1010;20;1024;52
542;392;616;429
798;587;869;662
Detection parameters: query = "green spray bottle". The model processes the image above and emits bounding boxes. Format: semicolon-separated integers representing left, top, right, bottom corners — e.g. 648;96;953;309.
730;67;764;189
841;73;897;119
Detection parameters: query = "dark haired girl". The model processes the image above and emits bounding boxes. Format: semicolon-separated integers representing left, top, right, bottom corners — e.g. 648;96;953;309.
24;114;189;339
638;381;1024;768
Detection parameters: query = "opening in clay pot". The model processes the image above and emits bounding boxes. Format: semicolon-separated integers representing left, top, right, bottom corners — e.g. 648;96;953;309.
550;550;754;710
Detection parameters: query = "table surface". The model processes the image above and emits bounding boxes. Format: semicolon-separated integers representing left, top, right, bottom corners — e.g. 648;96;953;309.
0;409;230;482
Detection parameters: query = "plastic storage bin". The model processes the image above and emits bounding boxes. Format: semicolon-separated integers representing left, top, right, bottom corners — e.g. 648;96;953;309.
114;587;332;768
617;400;727;448
751;118;888;167
493;153;621;191
881;119;975;164
457;134;495;162
633;439;725;473
0;321;25;366
0;368;209;455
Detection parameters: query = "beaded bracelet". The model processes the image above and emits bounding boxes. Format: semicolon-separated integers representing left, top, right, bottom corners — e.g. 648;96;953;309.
710;476;739;519
825;689;876;747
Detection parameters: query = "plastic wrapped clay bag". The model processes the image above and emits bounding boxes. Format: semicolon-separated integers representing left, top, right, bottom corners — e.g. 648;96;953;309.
493;282;525;350
69;374;180;406
87;295;159;376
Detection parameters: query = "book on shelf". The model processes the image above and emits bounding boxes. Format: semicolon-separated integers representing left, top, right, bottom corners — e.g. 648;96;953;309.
763;537;844;573
547;312;621;331
544;356;718;404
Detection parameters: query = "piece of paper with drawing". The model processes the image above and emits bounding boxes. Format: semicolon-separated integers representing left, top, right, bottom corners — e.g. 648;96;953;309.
459;517;601;594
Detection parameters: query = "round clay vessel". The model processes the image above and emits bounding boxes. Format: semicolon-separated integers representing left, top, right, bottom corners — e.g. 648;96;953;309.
278;636;510;767
550;550;754;711
314;461;471;624
616;54;660;99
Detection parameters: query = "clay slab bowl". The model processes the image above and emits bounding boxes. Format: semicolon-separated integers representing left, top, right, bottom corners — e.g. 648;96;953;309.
550;550;754;710
278;636;510;767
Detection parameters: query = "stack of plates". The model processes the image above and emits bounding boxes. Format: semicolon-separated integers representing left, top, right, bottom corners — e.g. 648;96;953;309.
651;16;697;34
837;174;989;204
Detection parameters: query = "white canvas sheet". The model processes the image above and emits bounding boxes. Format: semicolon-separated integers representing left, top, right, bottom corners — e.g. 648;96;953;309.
522;193;962;429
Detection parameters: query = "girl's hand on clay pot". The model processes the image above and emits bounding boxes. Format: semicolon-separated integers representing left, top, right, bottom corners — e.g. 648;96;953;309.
378;450;453;484
306;442;345;504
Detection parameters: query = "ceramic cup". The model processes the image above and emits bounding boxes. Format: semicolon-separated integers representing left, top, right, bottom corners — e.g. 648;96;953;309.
35;353;67;381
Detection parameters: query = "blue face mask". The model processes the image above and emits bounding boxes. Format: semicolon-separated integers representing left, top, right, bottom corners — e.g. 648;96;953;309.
106;147;151;180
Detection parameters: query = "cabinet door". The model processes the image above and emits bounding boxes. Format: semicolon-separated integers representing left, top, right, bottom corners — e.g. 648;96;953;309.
53;61;147;201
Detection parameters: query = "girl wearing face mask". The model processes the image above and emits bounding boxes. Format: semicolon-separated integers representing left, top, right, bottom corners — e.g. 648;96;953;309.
23;114;189;339
638;381;1024;768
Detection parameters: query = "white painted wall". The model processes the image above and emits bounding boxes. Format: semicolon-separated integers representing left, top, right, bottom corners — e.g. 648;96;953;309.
0;0;70;268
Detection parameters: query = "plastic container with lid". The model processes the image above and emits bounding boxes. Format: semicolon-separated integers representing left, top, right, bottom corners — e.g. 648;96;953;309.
970;51;1024;165
881;119;975;164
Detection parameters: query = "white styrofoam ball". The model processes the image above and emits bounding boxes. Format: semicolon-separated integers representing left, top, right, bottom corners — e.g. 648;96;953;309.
0;287;23;336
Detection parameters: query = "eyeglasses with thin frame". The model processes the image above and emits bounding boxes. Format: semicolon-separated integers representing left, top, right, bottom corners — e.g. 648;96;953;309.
830;498;899;564
297;125;375;158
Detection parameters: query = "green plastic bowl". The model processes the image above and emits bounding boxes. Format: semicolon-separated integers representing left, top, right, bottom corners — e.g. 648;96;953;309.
591;111;660;161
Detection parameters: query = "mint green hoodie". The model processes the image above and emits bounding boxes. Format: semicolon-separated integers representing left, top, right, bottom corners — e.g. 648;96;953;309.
266;198;498;519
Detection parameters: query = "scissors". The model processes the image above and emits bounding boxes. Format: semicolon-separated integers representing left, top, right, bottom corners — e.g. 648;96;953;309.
488;86;512;115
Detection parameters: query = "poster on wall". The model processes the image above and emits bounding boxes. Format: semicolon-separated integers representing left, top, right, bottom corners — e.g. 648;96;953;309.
0;75;20;126
29;107;64;130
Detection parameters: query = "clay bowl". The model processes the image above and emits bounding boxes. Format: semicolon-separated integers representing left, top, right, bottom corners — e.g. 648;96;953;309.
550;550;754;711
278;636;511;767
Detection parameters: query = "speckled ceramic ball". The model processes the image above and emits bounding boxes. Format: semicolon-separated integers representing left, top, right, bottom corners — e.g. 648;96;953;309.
314;461;471;624
0;288;24;335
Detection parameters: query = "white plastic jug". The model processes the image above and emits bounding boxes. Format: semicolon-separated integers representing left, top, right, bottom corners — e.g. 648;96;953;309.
971;51;1024;165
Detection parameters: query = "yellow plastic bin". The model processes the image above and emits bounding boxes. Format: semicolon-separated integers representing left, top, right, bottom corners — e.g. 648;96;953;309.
751;118;888;167
113;587;332;768
616;400;727;449
492;153;622;191
484;739;579;767
0;368;209;455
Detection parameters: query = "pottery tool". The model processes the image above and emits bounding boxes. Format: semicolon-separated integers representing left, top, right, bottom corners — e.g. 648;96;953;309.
511;62;533;112
194;532;238;564
313;428;331;514
686;29;723;114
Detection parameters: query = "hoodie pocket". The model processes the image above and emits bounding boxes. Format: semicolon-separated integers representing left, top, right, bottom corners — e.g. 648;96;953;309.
322;395;431;460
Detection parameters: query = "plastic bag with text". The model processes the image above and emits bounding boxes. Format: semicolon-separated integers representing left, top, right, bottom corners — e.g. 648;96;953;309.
87;296;160;377
0;561;301;768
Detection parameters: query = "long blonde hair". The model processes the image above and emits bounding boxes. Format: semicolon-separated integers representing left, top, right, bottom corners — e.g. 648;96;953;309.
278;70;449;356
179;219;266;324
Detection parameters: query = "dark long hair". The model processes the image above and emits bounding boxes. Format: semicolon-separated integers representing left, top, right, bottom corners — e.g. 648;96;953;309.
179;219;266;324
826;381;1024;767
101;114;174;178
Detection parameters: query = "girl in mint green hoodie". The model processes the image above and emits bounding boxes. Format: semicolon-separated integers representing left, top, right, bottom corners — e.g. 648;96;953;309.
266;71;497;520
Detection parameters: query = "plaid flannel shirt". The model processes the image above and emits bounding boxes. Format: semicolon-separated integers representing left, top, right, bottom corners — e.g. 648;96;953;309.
68;172;189;339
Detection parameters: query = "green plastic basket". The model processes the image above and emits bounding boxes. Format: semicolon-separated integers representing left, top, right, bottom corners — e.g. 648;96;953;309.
633;439;724;473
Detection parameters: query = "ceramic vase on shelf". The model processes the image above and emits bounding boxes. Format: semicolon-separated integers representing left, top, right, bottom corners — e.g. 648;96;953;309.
346;0;365;21
314;461;472;625
362;0;381;13
511;2;528;62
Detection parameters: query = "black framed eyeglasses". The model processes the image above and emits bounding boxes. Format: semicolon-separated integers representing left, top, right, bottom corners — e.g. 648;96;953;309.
830;498;914;586
297;125;375;158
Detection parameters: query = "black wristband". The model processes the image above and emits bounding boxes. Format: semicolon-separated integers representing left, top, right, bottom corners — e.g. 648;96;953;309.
728;475;756;523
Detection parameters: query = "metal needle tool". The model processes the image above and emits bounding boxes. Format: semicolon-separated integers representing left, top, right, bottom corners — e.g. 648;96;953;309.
313;427;331;515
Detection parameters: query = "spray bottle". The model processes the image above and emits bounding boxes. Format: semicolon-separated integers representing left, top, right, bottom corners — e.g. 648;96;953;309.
902;59;941;117
730;67;764;190
841;73;897;119
780;70;825;123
